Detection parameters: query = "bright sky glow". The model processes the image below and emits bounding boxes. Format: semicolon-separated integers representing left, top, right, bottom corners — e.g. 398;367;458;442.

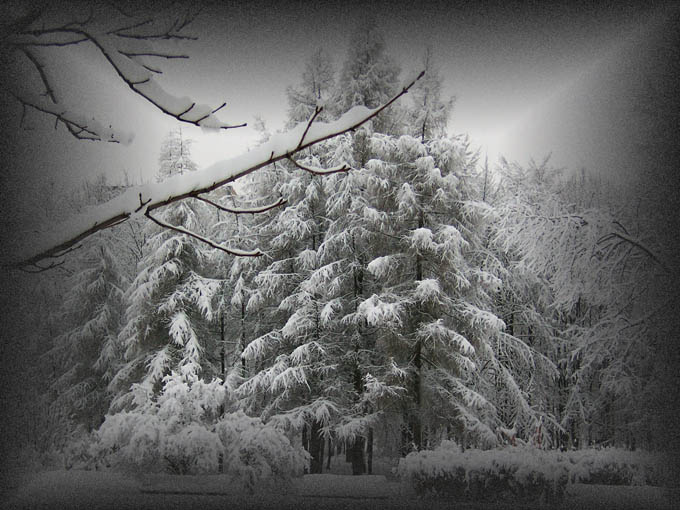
3;1;678;201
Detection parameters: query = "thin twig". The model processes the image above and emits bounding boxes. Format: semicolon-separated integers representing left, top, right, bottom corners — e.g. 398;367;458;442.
19;47;57;103
287;157;350;176
297;106;323;150
194;196;286;214
597;231;670;274
12;70;425;269
145;210;262;257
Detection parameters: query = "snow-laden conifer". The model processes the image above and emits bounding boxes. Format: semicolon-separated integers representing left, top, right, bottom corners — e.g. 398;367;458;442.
46;240;126;432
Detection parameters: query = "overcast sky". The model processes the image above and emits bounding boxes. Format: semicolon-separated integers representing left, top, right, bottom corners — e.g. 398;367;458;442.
2;0;678;204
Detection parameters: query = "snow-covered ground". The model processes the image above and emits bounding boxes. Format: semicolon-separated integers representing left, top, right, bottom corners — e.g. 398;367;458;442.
2;469;678;510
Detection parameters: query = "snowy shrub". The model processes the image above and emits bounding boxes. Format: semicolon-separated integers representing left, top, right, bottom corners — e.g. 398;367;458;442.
562;448;663;486
216;411;309;492
397;441;568;504
161;424;222;474
91;373;307;488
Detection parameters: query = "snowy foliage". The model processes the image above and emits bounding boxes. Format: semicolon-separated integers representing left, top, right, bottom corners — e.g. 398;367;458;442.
406;47;454;141
93;372;307;487
491;157;672;450
111;143;222;410
45;240;126;432
398;441;568;503
286;48;337;125
156;128;198;182
337;19;401;134
561;447;663;486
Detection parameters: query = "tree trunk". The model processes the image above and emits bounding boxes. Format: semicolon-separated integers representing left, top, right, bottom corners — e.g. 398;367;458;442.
302;424;309;474
401;424;412;456
412;338;422;451
240;301;247;377
218;314;226;473
309;419;324;474
367;427;373;474
326;433;333;470
349;435;366;475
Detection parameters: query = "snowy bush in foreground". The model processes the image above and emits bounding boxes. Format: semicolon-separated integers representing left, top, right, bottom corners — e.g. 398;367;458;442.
217;411;309;490
397;441;568;503
562;448;663;486
91;373;307;490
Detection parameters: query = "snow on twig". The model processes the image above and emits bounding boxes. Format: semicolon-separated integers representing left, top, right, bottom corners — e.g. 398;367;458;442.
10;70;425;269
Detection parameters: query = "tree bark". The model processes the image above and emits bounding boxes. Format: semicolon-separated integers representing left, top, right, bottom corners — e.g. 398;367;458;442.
302;424;309;474
309;419;324;474
326;433;333;470
367;427;373;474
349;435;366;475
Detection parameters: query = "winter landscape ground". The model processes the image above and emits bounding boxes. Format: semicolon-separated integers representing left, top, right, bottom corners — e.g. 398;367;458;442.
2;469;679;510
1;2;679;510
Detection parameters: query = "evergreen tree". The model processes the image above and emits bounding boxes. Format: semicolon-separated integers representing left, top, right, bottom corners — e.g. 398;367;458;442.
111;134;220;410
46;241;126;432
406;47;455;142
234;153;338;473
336;19;402;134
156;127;198;182
286;48;336;126
493;158;669;450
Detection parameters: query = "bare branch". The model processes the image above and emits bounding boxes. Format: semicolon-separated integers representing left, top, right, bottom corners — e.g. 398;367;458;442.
48;243;84;260
287;157;351;176
11;91;117;142
8;10;243;138
10;71;424;269
597;231;670;274
19;259;66;273
118;51;189;59
18;213;130;268
194;196;287;215
145;210;262;257
107;19;154;35
297;106;323;150
18;47;57;103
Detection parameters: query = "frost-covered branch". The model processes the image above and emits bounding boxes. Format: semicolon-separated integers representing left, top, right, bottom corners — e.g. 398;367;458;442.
194;196;287;215
597;231;670;274
11;70;424;269
287;157;350;176
144;210;261;257
5;4;243;142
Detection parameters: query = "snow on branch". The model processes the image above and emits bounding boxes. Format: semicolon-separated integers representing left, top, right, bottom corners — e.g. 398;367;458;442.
287;157;351;176
11;70;425;269
597;230;670;274
193;196;287;215
6;5;243;142
145;210;261;257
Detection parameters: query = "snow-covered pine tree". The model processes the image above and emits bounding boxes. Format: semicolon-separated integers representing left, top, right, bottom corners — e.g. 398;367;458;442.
45;240;126;433
406;47;455;142
353;133;507;450
336;18;402;135
316;131;410;472
234;150;341;473
111;130;221;410
156;127;198;182
286;48;336;127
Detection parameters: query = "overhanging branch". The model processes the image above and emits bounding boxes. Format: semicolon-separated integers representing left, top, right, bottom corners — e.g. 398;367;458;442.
8;6;242;139
194;196;287;215
596;231;670;274
287;157;350;176
145;210;262;257
11;70;425;269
